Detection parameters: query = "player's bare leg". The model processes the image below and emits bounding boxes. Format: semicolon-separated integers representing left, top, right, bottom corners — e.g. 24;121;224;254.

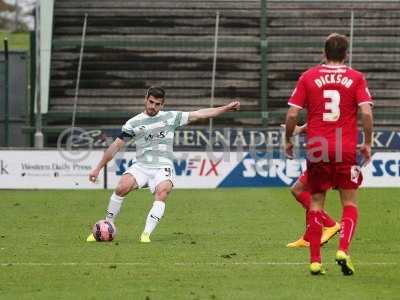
140;180;173;243
87;174;138;242
335;189;358;275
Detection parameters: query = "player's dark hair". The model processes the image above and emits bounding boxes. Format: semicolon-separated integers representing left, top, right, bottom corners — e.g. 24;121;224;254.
146;86;165;100
324;33;348;62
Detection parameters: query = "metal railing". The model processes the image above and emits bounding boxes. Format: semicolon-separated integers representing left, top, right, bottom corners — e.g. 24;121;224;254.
1;38;10;147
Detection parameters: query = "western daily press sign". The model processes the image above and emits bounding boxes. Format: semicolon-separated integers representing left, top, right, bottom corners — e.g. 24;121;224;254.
0;150;105;189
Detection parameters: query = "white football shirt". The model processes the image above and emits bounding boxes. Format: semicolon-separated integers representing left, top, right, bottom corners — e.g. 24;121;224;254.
121;111;189;168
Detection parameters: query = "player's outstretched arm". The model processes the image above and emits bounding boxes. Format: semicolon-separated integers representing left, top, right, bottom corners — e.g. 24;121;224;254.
187;100;240;123
89;137;126;182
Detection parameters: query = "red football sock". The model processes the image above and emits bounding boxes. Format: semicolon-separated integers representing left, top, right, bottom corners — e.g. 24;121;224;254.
339;205;358;253
320;210;336;227
296;192;337;241
303;210;336;242
296;192;336;241
295;191;311;210
306;210;323;263
295;191;311;241
303;215;310;242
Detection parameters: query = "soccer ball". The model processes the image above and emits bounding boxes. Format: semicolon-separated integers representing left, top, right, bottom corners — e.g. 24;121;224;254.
92;220;116;242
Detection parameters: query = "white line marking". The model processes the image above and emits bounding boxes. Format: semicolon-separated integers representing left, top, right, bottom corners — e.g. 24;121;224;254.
0;262;396;267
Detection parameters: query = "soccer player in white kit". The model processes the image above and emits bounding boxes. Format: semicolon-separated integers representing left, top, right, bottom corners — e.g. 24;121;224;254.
87;86;240;242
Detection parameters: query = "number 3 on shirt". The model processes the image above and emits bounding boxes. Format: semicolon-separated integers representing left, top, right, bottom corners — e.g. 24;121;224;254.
323;90;340;122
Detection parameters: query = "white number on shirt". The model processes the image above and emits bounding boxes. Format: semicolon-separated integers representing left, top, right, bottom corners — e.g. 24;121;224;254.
323;90;340;122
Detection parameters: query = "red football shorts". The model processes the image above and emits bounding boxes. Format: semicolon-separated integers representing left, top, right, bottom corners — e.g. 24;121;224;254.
306;161;363;194
297;169;332;191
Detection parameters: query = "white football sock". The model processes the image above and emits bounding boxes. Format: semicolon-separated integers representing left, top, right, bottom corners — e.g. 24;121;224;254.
105;192;125;223
143;200;165;235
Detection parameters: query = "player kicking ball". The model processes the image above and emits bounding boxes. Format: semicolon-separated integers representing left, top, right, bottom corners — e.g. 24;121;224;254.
87;86;240;243
285;33;373;275
282;124;341;248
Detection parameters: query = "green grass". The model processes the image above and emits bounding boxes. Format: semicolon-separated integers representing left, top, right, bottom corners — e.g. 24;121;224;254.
0;188;399;299
0;31;30;51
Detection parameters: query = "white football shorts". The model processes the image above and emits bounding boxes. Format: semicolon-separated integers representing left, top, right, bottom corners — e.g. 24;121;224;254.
123;163;176;193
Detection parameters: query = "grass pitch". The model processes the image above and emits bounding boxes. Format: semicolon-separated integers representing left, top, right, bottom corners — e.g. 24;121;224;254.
0;188;399;299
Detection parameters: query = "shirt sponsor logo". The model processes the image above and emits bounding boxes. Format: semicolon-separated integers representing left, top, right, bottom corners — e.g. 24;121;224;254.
144;131;166;142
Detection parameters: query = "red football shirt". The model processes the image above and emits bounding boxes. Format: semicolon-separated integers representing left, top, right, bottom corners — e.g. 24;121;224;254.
288;64;373;160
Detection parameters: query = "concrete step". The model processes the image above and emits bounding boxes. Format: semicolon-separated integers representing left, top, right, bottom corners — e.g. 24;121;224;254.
54;16;258;27
269;18;400;27
51;51;260;62
49;87;259;98
50;96;257;107
54;26;398;37
50;79;259;89
51;70;260;80
51;61;260;72
54;9;260;18
54;26;258;36
267;2;400;11
54;1;260;10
